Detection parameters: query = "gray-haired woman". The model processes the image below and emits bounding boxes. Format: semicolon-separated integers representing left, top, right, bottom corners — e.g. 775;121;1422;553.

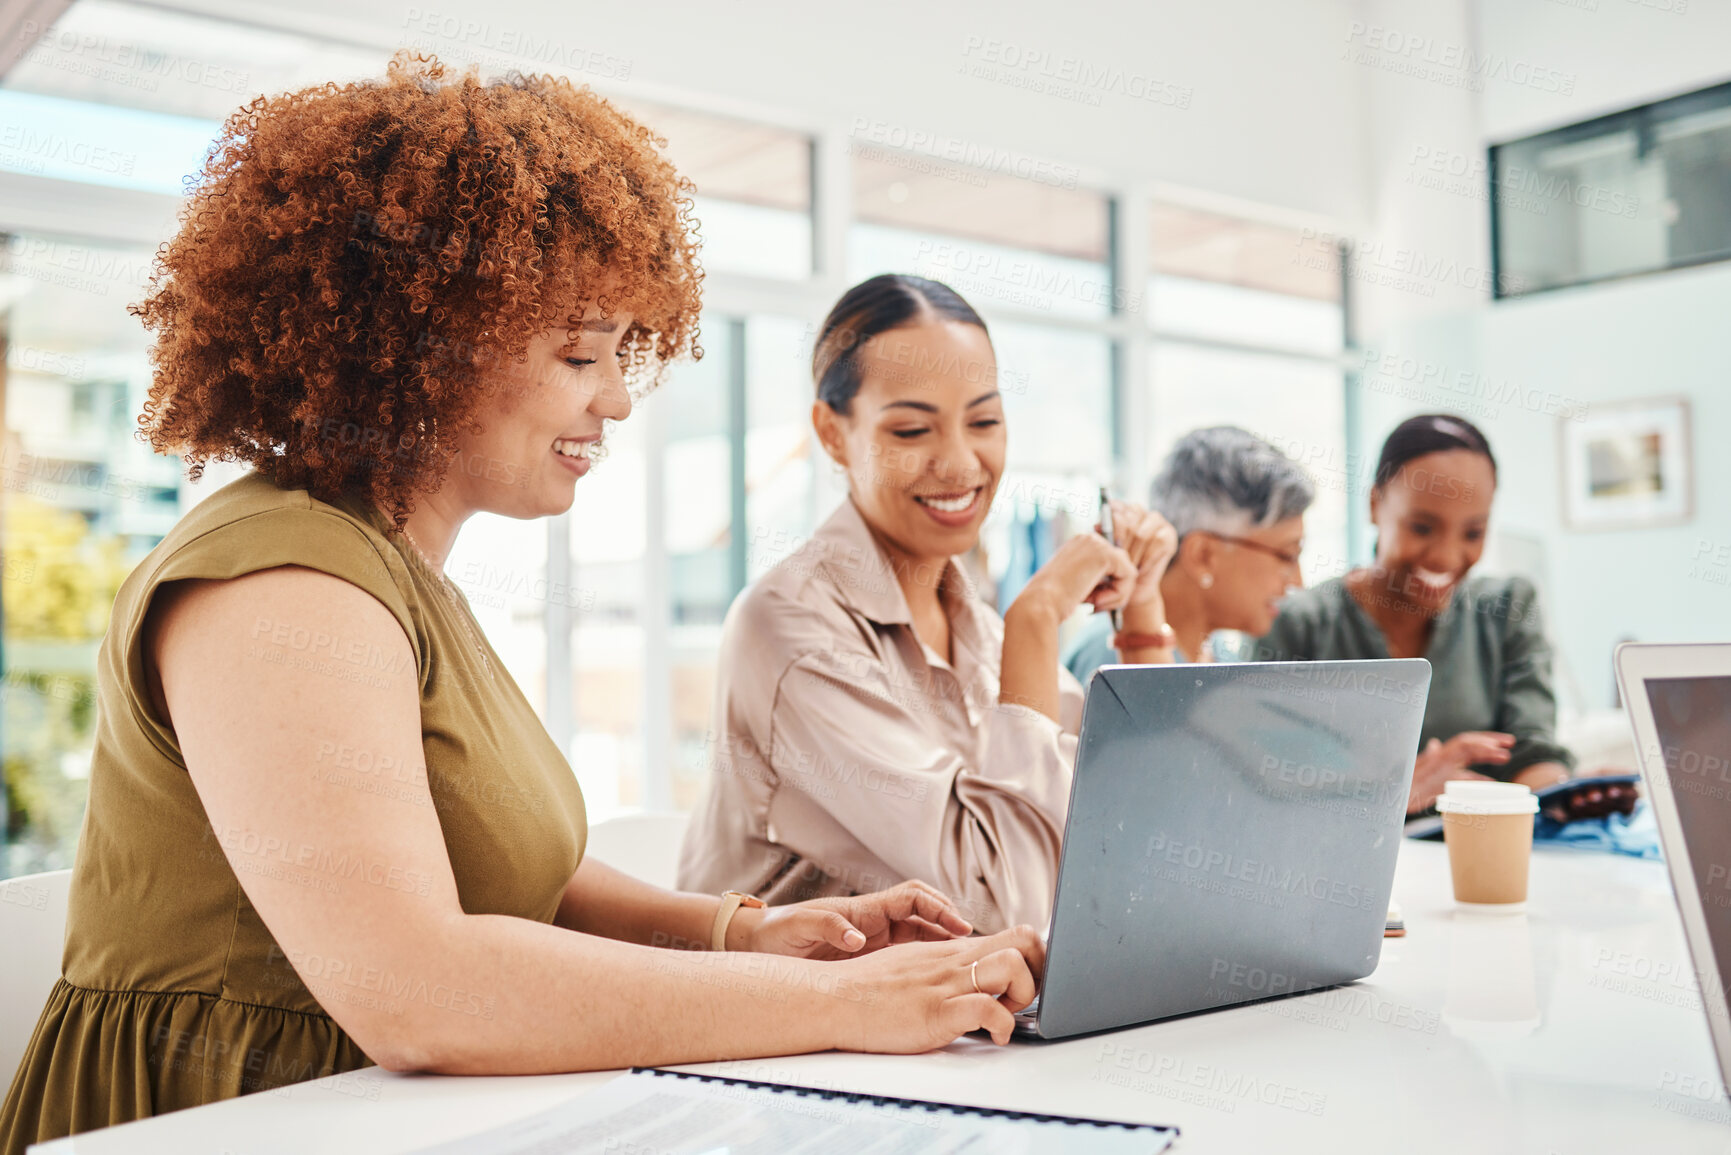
1064;426;1315;680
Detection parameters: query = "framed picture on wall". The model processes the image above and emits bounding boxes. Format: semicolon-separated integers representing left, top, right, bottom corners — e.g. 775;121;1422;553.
1559;395;1693;531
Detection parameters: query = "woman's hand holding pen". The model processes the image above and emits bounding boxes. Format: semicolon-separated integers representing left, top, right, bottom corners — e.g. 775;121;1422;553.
1101;500;1178;612
1004;501;1176;622
1000;504;1177;718
1099;501;1179;662
1000;534;1136;720
1014;532;1140;620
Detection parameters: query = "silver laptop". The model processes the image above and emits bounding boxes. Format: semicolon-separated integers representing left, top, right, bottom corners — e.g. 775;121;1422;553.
1616;642;1731;1093
1016;658;1430;1040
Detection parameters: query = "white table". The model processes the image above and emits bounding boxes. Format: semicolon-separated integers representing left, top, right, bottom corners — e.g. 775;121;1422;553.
35;842;1731;1153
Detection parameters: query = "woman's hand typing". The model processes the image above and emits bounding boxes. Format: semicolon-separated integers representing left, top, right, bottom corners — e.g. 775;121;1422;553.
735;880;974;959
833;926;1046;1051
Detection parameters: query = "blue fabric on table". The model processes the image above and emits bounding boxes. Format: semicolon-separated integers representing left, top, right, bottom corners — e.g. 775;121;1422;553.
1533;799;1662;860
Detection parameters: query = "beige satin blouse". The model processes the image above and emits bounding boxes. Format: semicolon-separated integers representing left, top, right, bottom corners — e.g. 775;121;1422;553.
677;498;1085;934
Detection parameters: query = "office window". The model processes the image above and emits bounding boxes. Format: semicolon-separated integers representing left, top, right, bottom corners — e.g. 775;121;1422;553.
4;0;382;123
978;323;1114;610
1;234;172;877
662;322;733;810
446;515;549;715
1145;202;1348;580
1148;203;1342;355
566;400;649;819
1148;344;1349;584
850;148;1111;320
620;101;813;280
1492;80;1731;297
744;315;826;582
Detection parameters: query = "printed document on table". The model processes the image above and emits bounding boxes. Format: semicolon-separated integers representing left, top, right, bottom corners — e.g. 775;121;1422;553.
410;1068;1178;1154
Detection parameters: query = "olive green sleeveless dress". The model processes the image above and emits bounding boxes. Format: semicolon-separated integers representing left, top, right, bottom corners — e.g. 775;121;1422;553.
0;473;587;1153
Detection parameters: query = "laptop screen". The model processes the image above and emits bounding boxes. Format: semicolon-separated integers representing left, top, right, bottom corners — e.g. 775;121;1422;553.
1646;675;1731;991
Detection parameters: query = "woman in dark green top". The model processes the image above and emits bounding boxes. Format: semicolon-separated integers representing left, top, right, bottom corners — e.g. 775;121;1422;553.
1252;414;1574;814
0;57;1042;1155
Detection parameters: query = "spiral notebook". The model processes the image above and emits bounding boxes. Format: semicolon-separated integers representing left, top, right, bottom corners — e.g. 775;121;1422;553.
412;1066;1178;1153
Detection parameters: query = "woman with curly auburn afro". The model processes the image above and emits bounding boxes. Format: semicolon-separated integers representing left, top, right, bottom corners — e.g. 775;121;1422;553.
0;56;1041;1153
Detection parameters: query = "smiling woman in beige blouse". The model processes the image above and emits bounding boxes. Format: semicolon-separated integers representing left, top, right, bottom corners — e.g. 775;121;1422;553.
678;275;1177;933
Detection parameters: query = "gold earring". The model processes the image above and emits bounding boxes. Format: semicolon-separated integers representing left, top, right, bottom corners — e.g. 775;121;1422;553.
1199;572;1214;589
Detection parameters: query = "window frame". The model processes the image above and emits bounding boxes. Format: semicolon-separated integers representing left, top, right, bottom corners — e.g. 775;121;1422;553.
0;10;1358;836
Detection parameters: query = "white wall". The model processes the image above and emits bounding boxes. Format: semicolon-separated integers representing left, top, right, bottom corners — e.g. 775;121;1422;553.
158;0;1374;225
1352;0;1731;710
1471;0;1731;706
1477;0;1731;141
1482;263;1731;705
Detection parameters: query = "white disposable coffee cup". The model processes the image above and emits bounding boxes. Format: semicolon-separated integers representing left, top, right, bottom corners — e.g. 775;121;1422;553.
1436;781;1538;911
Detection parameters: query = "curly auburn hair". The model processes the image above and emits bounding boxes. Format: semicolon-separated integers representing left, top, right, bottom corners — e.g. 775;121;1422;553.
133;54;703;524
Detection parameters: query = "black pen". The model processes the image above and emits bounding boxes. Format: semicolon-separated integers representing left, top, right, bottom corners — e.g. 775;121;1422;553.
1099;486;1121;633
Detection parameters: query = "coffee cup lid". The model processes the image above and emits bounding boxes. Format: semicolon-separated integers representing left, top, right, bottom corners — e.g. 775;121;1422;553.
1435;780;1538;815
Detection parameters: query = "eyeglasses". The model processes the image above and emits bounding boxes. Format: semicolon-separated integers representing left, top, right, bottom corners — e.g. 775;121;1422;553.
1195;530;1304;568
